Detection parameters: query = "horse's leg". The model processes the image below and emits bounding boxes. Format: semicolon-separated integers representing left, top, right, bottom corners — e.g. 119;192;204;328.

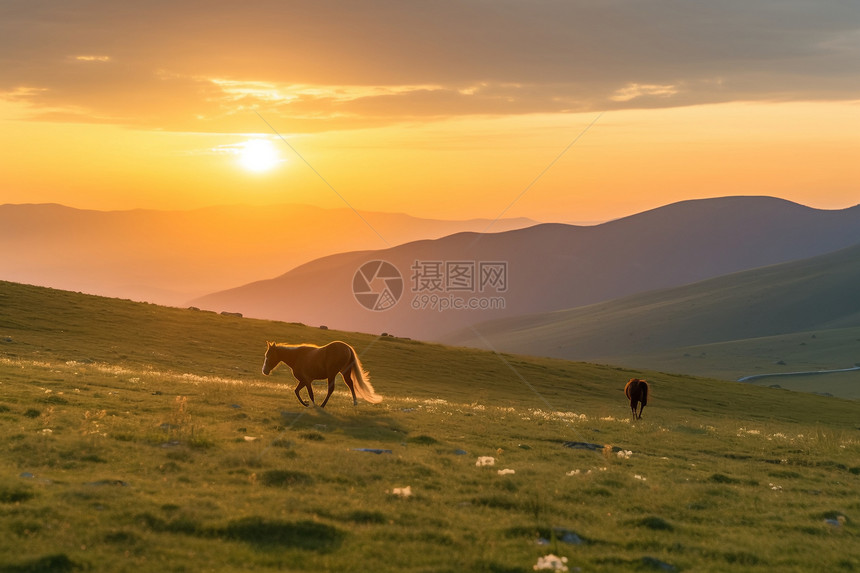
305;380;316;406
294;379;311;407
320;376;336;408
638;402;645;419
625;386;633;420
341;368;358;406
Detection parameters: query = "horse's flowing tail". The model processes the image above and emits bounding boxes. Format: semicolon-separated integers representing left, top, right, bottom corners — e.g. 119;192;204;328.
350;350;382;404
640;381;649;406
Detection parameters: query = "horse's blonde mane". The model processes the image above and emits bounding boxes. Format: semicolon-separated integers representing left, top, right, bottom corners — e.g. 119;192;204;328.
268;341;323;349
277;342;321;349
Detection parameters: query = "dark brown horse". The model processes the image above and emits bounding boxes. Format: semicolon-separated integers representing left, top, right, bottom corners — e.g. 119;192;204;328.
624;378;649;420
262;341;382;407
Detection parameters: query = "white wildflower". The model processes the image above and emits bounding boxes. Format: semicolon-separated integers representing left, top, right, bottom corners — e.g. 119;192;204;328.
498;469;515;476
534;554;569;572
616;450;632;459
390;486;412;498
634;474;647;481
556;411;587;421
566;469;581;477
476;456;495;467
530;409;551;420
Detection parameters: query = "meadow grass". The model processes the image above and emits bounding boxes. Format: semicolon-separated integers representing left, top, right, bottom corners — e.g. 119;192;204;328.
605;326;860;398
1;281;859;572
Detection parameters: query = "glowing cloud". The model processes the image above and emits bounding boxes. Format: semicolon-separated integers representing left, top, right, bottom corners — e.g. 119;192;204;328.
74;55;112;62
611;83;680;102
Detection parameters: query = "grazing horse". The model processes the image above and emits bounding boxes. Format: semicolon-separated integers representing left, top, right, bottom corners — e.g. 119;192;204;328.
624;378;649;420
262;341;382;407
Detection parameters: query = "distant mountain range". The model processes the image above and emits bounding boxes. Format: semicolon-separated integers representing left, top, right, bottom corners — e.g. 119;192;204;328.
192;196;860;341
445;240;860;360
0;203;534;306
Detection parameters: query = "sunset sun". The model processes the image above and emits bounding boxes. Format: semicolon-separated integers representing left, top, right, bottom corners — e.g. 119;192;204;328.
237;139;282;172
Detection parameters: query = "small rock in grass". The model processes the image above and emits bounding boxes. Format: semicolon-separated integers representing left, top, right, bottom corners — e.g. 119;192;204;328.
553;528;584;545
641;556;677;571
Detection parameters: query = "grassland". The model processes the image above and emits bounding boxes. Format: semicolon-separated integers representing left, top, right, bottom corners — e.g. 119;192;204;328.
1;280;858;572
448;242;860;399
599;326;860;399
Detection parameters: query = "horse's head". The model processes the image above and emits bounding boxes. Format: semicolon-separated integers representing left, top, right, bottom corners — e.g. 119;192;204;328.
262;341;279;375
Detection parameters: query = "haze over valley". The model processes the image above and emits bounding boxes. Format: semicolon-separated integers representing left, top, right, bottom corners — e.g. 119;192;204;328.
0;203;532;305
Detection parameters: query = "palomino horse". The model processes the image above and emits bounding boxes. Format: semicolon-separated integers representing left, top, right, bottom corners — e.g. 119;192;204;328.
262;341;382;407
624;378;649;420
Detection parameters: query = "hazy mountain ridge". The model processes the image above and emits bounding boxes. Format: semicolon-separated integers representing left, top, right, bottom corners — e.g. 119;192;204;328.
445;241;860;360
0;203;535;306
192;196;860;341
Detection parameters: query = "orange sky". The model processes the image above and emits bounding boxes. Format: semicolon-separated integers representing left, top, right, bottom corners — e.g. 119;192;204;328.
1;2;858;223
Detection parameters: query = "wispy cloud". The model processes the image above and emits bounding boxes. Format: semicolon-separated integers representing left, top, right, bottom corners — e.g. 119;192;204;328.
611;83;680;103
1;1;858;132
73;55;112;63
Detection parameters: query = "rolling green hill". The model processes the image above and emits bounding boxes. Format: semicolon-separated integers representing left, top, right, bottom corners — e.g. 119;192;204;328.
1;280;858;572
446;242;860;397
599;327;860;399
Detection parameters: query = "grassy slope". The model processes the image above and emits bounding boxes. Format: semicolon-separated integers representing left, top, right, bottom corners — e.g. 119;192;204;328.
1;280;858;572
600;326;860;398
448;243;860;395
